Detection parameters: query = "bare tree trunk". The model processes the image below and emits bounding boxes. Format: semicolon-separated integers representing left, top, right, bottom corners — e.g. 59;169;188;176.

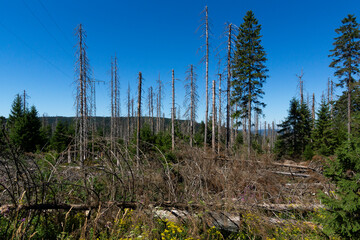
297;70;304;105
204;6;209;151
150;87;154;133
226;23;232;150
157;74;162;134
218;74;222;154
137;72;142;159
263;121;267;151
75;24;90;166
271;121;275;150
212;79;216;152
172;69;175;151
127;84;131;143
255;112;258;144
190;65;195;147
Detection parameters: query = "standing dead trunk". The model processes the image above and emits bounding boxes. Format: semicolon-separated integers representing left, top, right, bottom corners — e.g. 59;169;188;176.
127;84;131;143
172;69;175;151
137;72;142;159
263;121;267;151
212;79;216;152
156;74;162;134
203;6;209;151
218;74;222;153
226;23;232;150
297;70;304;105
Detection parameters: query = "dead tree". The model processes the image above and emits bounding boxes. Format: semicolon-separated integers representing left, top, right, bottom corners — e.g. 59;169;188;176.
156;74;163;134
171;69;175;151
218;74;222;153
75;24;91;164
297;70;304;105
147;86;154;133
110;56;121;152
184;64;199;147
225;23;236;150
212;80;216;152
137;72;143;159
199;6;210;150
127;84;131;143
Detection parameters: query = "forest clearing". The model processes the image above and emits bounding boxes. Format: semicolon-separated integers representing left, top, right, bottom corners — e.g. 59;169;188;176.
1;1;360;239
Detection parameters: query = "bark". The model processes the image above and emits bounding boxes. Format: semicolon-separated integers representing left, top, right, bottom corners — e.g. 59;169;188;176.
172;69;175;151
137;72;142;159
204;6;209;151
218;74;222;153
226;23;232;150
212;80;216;152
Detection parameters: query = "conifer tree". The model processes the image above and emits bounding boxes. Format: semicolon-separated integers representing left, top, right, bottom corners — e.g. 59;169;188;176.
232;10;268;156
319;136;360;238
312;98;337;155
8;95;42;152
51;121;71;152
329;14;360;136
275;98;312;158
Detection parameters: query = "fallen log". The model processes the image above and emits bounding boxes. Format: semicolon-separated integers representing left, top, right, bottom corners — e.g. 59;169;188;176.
0;201;324;214
270;171;311;178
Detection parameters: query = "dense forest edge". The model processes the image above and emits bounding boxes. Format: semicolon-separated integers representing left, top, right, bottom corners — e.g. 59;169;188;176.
1;9;360;240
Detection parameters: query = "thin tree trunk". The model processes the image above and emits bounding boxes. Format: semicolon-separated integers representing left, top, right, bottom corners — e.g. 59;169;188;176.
137;72;142;159
190;65;194;147
127;84;131;143
226;23;232;150
248;82;251;157
212;79;216;152
218;74;222;154
204;6;209;151
172;69;175;151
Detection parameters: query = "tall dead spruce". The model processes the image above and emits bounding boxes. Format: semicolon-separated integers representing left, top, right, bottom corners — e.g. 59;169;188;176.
171;70;176;151
75;24;92;164
226;23;236;149
199;6;210;150
218;73;222;153
110;55;120;153
136;72;143;159
212;79;216;152
156;74;163;134
184;64;198;147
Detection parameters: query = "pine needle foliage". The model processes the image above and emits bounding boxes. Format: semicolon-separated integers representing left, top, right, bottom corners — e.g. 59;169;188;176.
329;14;360;135
231;10;268;122
319;136;360;239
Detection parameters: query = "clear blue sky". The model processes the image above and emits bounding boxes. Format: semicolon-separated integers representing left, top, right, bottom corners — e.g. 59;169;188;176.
0;0;358;125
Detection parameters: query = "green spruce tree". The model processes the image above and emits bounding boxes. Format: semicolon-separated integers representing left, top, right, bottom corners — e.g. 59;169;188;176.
232;10;268;156
329;14;360;136
51;121;70;152
319;136;360;238
275;98;312;159
312;97;337;155
8;95;43;152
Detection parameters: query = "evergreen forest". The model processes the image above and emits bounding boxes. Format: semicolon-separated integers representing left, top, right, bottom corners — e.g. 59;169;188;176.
1;7;360;240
